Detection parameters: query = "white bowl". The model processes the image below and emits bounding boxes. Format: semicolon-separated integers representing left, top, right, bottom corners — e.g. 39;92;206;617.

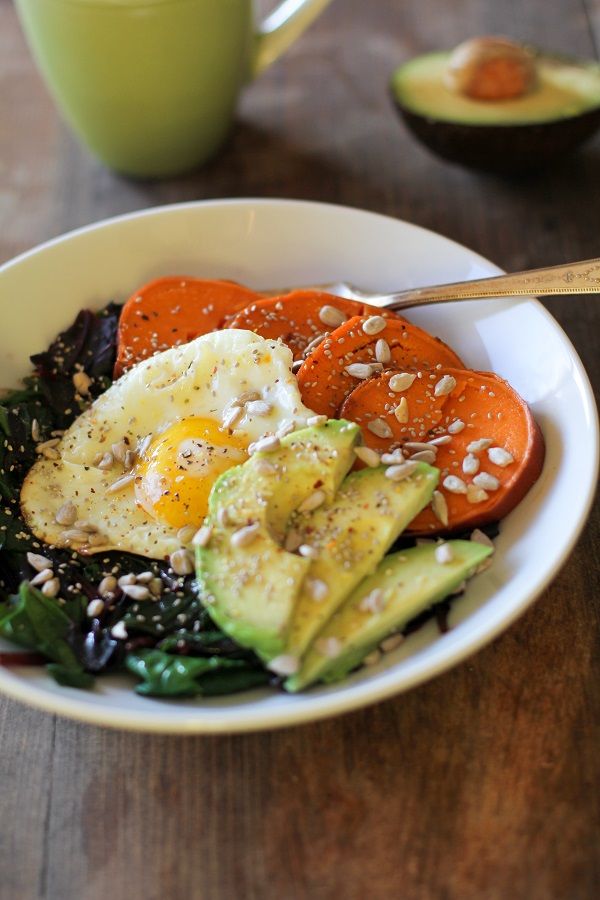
0;199;597;733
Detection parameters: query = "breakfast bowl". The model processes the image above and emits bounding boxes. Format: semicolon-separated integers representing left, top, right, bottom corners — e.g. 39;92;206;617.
0;199;597;733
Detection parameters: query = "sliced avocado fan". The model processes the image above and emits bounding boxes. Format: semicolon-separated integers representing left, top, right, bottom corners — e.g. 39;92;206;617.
283;462;439;663
286;540;492;692
196;420;360;660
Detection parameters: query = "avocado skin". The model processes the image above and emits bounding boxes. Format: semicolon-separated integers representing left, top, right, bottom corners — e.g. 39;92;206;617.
393;99;600;173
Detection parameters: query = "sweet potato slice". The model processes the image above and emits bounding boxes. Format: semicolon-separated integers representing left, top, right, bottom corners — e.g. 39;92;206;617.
340;367;545;533
297;315;464;416
114;277;262;376
227;290;404;360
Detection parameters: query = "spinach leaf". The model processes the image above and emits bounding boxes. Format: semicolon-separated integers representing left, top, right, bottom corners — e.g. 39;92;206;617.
0;582;92;688
125;649;246;697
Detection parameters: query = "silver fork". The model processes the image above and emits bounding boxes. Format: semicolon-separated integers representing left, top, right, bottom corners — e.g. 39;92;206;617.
269;257;600;311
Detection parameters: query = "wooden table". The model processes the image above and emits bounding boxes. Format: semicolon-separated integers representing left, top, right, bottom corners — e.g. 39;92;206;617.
1;1;599;897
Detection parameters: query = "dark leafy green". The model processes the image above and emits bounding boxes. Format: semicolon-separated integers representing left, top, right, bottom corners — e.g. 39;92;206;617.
125;649;248;697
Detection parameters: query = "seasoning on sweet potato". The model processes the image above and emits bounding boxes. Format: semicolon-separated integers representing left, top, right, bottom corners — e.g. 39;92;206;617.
114;277;262;376
340;367;545;533
297;315;464;416
227;290;404;360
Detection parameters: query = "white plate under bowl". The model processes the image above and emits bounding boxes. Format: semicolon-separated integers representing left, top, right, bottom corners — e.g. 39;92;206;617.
0;199;597;733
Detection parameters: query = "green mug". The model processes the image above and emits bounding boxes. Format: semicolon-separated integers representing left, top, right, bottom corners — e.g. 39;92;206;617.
15;0;334;178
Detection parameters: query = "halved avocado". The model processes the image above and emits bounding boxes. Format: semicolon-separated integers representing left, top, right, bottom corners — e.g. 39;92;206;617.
391;47;600;173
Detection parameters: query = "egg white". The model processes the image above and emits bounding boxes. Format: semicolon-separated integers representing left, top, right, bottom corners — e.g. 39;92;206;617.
21;329;315;558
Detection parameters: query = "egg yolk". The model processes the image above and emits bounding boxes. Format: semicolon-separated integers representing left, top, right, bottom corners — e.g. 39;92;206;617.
135;417;247;529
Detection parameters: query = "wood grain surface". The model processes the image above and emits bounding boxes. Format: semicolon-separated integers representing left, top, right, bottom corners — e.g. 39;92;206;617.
1;1;599;898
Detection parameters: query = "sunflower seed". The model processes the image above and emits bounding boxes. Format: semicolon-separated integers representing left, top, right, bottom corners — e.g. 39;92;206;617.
307;579;329;602
169;549;194;576
41;577;60;598
316;636;340;657
111;621;128;640
298;544;319;559
462;454;480;475
106;473;135;494
30;568;54;586
35;438;60;453
380;633;404;653
291;360;303;374
409;450;436;464
381;450;405;464
60;528;92;543
394;397;409;423
118;574;137;587
248;435;280;455
276;420;295;439
359;588;385;614
364;649;382;667
31;419;41;442
345;363;375;380
87;599;105;618
298;490;326;513
246;400;272;417
230;522;261;548
27;552;53;572
135;571;155;584
304;332;329;355
268;654;300;676
177;525;198;545
487;446;514;467
435;543;454;564
55;501;78;526
97;452;115;470
442;475;467;494
470;529;495;549
98;575;117;596
429;435;452;446
466;438;492;453
319;305;347;328
284;529;303;552
434;375;457;397
307;414;328;427
473;472;500;491
123;450;137;470
150;578;163;597
253;458;277;475
404;441;437;452
375;338;391;363
389;372;416;393
448;419;465;434
192;525;213;548
237;390;261;404
431;490;449;527
111;440;128;463
74;520;98;533
72;371;92;396
466;485;489;504
367;418;393;439
86;533;107;547
217;507;231;528
221;405;243;429
354;446;381;467
362;315;386;336
121;584;150;601
385;461;418;481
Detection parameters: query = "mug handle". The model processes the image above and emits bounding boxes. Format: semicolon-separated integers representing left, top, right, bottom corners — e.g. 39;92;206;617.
252;0;334;77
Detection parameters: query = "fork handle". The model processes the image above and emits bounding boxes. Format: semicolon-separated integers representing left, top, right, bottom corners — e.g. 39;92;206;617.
382;258;600;311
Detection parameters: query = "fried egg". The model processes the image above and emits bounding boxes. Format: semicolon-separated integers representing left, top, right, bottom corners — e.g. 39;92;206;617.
21;329;315;559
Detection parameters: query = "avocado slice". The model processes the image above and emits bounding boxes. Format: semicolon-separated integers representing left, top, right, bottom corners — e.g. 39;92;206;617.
391;50;600;172
196;420;360;660
284;462;439;663
287;540;492;691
